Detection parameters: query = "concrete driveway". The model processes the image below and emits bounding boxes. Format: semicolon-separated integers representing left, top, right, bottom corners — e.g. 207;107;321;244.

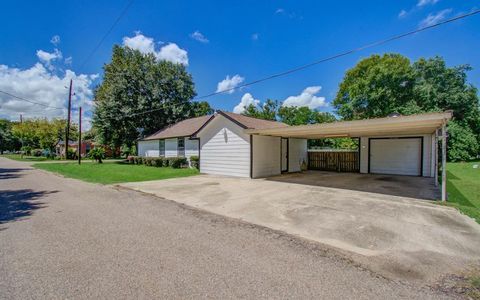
120;172;480;283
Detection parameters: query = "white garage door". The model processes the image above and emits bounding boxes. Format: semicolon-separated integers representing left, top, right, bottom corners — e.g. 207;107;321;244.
370;138;421;176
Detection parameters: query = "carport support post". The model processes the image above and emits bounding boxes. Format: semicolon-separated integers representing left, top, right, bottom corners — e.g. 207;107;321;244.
441;123;447;202
434;129;438;187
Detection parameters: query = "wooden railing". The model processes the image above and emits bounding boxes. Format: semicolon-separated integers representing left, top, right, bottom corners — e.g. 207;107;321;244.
308;150;359;172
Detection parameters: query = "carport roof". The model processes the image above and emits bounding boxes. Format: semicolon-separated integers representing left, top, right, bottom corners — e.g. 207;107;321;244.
246;111;452;138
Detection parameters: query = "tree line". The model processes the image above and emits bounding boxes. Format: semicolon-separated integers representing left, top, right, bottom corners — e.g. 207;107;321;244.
1;45;478;162
241;54;480;161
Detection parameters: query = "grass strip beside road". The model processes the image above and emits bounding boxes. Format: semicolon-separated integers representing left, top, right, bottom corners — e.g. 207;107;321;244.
442;161;480;223
33;162;198;184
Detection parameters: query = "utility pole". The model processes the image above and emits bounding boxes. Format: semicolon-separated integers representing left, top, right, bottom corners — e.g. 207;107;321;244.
20;114;23;158
65;79;73;159
78;107;82;165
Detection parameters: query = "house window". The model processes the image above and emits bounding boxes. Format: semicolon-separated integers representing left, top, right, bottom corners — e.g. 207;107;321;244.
177;138;185;157
159;139;165;156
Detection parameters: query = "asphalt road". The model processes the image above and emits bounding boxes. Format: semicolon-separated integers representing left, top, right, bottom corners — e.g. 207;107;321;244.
0;158;451;299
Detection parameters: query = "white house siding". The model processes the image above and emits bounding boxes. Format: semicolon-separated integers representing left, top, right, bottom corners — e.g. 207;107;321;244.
252;135;281;178
359;134;434;177
138;140;159;157
288;138;308;172
197;115;250;177
165;138;178;157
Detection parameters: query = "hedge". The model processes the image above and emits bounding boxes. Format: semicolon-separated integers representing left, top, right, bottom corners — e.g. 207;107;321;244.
127;156;188;169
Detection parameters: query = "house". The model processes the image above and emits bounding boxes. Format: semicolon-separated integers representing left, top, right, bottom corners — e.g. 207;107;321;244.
56;140;94;157
138;110;452;198
138;111;305;175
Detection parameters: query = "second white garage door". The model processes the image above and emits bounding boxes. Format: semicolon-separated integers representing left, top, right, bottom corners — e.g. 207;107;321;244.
369;138;422;176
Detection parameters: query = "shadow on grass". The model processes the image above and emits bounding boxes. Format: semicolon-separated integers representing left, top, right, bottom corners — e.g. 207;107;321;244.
446;170;475;208
0;189;57;224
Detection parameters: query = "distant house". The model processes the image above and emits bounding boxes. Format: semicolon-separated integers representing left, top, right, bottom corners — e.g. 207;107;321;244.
56;140;94;157
138;110;451;180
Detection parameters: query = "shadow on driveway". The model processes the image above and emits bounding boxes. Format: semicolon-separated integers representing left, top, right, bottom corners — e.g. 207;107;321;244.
0;168;29;180
0;189;57;224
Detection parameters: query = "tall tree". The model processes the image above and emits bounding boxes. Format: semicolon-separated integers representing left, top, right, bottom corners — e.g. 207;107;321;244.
11;118;76;152
0;119;21;153
191;101;214;117
93;46;197;148
333;54;480;161
334;54;415;120
243;99;278;120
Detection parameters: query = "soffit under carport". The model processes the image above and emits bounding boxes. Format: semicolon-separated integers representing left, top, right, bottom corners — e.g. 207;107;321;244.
245;111;452;138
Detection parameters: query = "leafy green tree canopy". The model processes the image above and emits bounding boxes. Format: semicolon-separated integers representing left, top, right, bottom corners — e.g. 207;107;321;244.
0;119;21;153
93;46;198;148
12;118;76;151
334;54;480;161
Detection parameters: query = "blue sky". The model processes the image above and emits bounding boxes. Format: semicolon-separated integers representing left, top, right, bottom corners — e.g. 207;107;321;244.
0;0;478;127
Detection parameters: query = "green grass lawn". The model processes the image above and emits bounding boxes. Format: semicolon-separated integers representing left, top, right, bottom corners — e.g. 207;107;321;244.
33;162;199;184
1;154;50;162
442;160;480;223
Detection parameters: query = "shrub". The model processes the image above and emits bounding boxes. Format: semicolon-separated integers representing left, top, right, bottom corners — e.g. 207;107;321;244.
152;157;164;167
21;146;32;156
145;157;156;166
88;147;106;163
162;157;169;167
134;156;143;165
190;155;199;169
121;145;134;158
126;155;135;164
170;157;188;169
32;149;43;157
67;148;78;160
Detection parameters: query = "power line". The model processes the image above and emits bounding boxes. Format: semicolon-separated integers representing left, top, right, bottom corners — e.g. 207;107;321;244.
125;8;480;117
77;0;134;72
0;1;133;117
0;90;64;110
193;8;480;100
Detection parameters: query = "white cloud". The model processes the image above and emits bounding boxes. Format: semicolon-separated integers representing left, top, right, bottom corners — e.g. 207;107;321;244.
122;32;189;65
0;63;97;125
122;32;156;53
50;35;61;46
156;43;189;65
233;93;260;114
252;33;259;41
64;56;73;65
216;74;245;94
36;49;62;64
275;8;285;14
417;0;439;7
190;30;209;43
398;10;407;18
282;86;327;109
419;9;451;28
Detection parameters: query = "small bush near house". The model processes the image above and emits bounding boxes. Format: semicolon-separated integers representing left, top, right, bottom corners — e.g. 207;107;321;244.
32;149;43;157
190;156;199;169
143;157;153;166
169;157;188;169
152;157;164;167
126;155;135;164
134;156;143;165
88;147;106;163
162;158;169;167
21;146;32;156
67;148;78;160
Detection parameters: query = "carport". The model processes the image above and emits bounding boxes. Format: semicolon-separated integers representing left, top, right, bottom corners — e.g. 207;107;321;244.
246;111;452;201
